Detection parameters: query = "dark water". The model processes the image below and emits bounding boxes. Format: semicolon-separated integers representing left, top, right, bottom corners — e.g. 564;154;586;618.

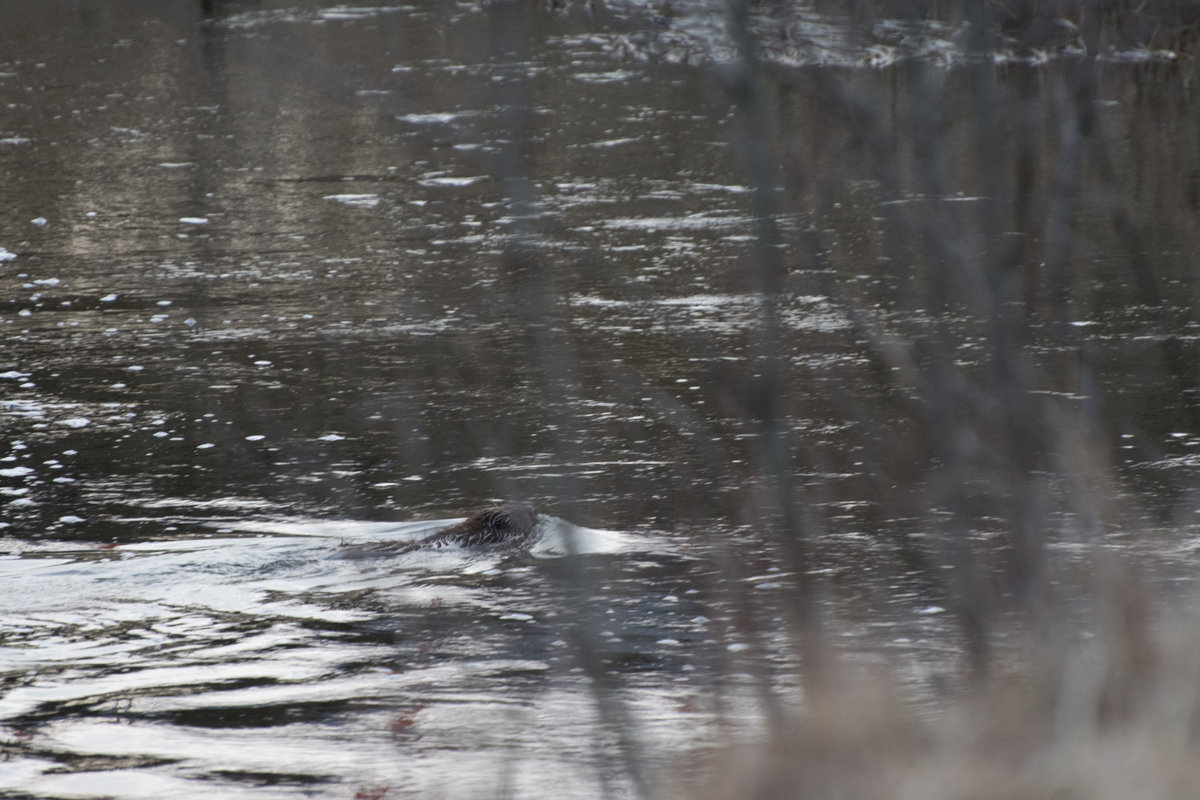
2;2;1199;797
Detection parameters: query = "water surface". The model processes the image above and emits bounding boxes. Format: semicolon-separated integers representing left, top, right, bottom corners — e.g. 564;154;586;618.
2;2;1199;797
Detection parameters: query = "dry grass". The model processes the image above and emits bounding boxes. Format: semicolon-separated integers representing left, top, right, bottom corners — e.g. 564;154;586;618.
666;571;1200;800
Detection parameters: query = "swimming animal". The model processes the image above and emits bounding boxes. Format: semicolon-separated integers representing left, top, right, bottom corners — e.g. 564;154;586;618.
341;502;539;557
414;502;539;550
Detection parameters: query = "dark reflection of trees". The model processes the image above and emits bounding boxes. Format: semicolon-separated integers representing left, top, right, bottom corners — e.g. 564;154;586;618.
720;0;1200;723
454;0;1200;792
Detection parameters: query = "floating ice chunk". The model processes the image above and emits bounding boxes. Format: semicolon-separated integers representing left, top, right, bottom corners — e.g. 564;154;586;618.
918;605;945;614
30;217;47;226
245;435;265;441
197;442;215;449
324;194;380;208
403;474;423;481
100;293;118;302
157;300;172;306
583;137;639;148
0;466;34;477
397;111;475;124
419;176;484;187
0;247;16;261
573;70;635;84
318;6;401;20
127;365;144;371
7;497;34;507
0;371;29;379
318;433;345;441
159;162;193;168
32;277;59;286
179;216;209;225
58;515;84;523
62;417;91;428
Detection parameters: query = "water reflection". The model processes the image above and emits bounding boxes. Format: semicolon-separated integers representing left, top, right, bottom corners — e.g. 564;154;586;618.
0;517;757;797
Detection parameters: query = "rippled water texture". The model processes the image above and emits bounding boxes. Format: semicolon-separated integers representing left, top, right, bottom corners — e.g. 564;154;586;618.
2;1;1200;798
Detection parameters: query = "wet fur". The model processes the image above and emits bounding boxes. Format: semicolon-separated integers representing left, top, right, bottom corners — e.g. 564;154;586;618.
416;503;539;549
342;503;539;556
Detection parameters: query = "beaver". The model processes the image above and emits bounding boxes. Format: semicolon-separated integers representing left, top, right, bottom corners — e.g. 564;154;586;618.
414;502;538;549
343;502;539;556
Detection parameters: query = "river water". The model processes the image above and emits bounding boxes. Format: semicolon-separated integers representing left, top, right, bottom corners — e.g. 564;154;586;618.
2;2;1199;798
